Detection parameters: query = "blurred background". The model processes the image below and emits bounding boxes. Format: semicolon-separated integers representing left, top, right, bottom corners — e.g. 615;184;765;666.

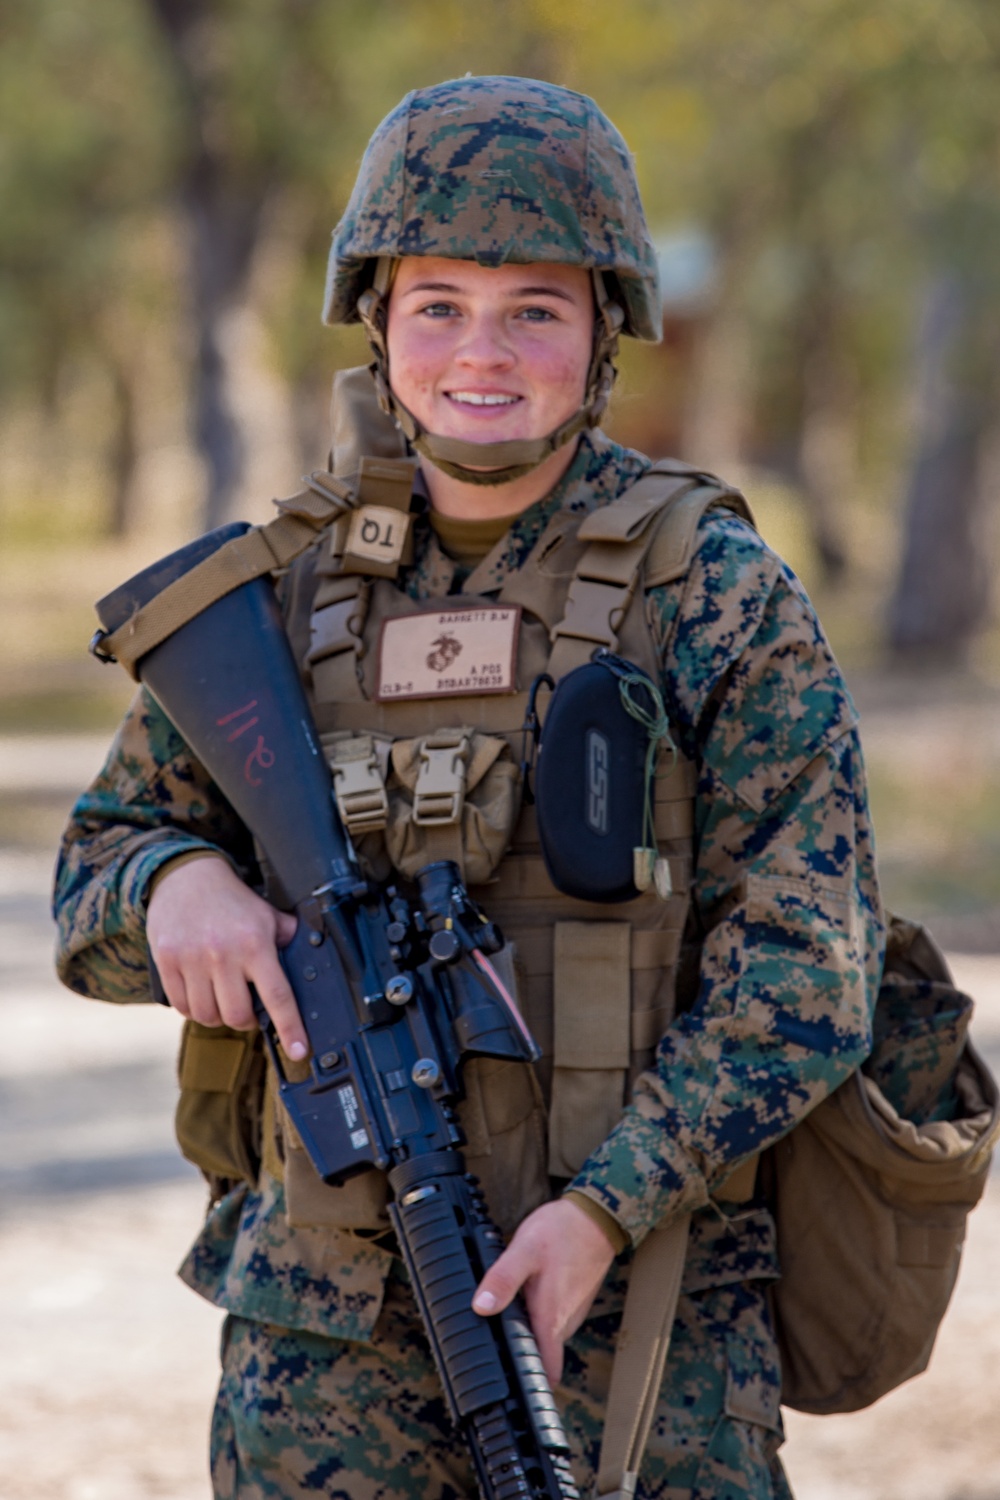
0;2;998;1497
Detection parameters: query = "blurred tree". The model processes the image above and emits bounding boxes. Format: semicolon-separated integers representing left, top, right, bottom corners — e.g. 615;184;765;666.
883;3;1000;662
135;0;574;524
146;0;282;529
1;0;997;663
0;0;179;534
887;270;998;662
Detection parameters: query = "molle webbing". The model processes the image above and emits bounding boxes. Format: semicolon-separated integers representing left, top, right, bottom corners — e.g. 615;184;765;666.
486;745;695;1154
305;460;751;711
314;693;534;738
547;468;697;678
299;463;747;1184
285;459;756;1497
549;463;751;677
308;575;369;705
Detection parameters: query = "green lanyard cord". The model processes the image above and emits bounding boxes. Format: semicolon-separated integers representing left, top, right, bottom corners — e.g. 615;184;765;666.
617;670;677;855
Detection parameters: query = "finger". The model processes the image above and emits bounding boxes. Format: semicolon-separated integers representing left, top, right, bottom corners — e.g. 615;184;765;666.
183;968;223;1028
156;956;191;1017
472;1241;534;1316
210;963;258;1031
521;1279;566;1387
536;1330;563;1389
250;945;308;1061
274;910;298;948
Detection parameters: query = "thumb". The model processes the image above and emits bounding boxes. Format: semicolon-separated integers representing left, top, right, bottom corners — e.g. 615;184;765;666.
472;1241;533;1317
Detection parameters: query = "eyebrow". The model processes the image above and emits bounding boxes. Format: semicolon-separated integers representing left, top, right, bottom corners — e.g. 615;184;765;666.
400;279;579;303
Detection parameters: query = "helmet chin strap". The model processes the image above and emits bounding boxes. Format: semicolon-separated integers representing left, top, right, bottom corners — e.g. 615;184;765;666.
356;262;625;488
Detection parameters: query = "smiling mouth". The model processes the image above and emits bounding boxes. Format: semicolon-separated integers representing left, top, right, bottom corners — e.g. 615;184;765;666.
446;391;522;408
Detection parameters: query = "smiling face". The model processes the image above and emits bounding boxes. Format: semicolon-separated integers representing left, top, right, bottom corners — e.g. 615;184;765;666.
384;256;596;516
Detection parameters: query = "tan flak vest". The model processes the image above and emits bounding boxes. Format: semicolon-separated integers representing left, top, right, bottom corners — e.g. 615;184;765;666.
255;380;754;1242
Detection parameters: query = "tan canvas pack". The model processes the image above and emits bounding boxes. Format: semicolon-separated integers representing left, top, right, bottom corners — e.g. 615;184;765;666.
765;914;1000;1413
595;918;1000;1497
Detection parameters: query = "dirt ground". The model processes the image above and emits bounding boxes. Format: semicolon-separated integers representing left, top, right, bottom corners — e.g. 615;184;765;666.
2;735;999;1500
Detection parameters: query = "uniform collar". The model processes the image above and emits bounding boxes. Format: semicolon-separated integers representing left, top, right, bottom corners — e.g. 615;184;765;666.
403;430;651;600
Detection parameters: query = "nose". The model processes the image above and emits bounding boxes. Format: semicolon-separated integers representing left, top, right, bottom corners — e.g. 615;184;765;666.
453;309;516;370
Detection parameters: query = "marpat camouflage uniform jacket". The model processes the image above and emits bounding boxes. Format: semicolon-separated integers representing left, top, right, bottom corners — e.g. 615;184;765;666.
54;430;884;1341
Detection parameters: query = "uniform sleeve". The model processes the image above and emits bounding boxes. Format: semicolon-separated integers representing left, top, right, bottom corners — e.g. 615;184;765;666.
53;687;256;1003
568;515;885;1246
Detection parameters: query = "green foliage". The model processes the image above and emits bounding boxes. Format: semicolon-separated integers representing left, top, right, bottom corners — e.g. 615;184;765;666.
0;0;178;392
3;0;1000;528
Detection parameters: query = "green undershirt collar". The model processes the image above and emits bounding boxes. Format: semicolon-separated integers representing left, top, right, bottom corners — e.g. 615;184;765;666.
429;507;526;567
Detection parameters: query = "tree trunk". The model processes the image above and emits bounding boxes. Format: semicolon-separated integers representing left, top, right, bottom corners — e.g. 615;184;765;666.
148;0;270;529
105;354;139;537
795;284;852;582
887;272;996;664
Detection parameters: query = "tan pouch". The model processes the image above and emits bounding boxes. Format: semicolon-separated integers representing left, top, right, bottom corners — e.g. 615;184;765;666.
175;1021;265;1187
284;1141;392;1230
385;728;521;883
275;945;547;1238
548;921;631;1178
769;917;1000;1414
266;1061;392;1231
280;1070;546;1235
460;1054;550;1240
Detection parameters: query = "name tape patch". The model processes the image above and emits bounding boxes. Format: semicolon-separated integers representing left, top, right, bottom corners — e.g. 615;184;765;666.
377;607;521;701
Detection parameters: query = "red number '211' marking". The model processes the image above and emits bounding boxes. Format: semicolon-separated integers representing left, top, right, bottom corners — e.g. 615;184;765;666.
217;700;276;786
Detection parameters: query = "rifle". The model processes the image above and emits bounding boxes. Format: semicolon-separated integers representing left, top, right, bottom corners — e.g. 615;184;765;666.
93;523;581;1500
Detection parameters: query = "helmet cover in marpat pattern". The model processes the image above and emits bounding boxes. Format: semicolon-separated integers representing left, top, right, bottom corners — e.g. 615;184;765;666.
323;76;661;341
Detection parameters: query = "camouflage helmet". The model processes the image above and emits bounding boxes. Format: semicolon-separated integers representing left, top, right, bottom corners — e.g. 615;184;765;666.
323;75;662;342
322;76;662;485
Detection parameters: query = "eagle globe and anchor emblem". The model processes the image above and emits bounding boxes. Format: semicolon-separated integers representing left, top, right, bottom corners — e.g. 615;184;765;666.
426;632;463;673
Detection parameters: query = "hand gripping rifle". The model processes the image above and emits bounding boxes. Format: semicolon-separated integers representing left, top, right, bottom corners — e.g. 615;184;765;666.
93;524;581;1500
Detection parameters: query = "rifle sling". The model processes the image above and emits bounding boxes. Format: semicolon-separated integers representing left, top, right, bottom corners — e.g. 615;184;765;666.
596;1213;690;1500
99;485;352;679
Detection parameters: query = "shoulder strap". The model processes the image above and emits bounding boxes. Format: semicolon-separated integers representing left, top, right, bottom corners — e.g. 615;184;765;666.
644;482;755;589
596;1214;690;1500
596;1145;759;1498
547;459;748;678
94;474;355;680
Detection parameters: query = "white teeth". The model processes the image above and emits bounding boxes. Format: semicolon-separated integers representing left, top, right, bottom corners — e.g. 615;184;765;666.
448;391;519;406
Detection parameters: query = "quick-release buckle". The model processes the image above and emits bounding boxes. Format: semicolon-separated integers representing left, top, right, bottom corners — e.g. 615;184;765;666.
328;739;390;835
413;732;470;826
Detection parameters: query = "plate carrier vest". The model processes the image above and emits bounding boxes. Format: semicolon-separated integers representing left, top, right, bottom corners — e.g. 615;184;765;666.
260;370;754;1240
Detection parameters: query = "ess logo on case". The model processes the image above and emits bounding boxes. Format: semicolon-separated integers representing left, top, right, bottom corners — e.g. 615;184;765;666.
586;729;609;834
